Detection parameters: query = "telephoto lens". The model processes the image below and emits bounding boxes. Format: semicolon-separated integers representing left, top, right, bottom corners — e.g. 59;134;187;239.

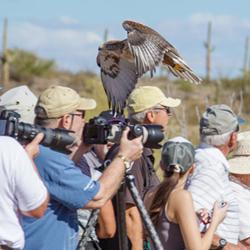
0;110;75;153
17;123;75;153
128;124;164;149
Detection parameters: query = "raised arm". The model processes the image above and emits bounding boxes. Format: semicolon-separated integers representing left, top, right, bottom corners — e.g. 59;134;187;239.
173;190;227;250
85;128;143;209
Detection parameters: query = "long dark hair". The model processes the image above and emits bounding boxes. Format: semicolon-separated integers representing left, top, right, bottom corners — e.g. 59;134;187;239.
149;171;180;226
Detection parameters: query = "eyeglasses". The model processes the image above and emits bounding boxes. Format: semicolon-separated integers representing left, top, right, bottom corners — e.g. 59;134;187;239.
70;111;85;119
153;107;172;115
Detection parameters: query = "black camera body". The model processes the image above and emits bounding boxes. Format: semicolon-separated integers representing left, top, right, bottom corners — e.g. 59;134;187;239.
0;110;75;153
83;115;164;149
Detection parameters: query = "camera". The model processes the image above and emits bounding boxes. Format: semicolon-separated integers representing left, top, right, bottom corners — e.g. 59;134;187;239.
0;110;75;153
83;115;164;149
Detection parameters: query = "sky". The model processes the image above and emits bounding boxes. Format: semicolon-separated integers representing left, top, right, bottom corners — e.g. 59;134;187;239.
0;0;250;78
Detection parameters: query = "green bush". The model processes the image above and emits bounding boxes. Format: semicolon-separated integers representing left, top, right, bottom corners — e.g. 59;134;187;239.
10;49;56;82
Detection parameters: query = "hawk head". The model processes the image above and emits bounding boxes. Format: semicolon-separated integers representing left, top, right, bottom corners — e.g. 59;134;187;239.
99;40;125;51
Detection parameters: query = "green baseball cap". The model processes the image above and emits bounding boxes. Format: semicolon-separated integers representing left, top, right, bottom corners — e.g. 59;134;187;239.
161;137;195;173
36;85;96;119
200;104;240;136
127;86;181;114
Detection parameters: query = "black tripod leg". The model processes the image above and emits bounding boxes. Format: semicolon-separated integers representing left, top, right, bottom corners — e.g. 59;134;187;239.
116;183;129;250
126;174;163;250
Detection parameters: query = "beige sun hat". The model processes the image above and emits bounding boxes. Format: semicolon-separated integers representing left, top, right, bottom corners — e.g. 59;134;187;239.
228;131;250;174
127;86;181;115
0;85;37;123
36;85;96;119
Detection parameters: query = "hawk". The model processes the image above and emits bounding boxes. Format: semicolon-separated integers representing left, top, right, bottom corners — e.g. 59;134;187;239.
97;20;202;113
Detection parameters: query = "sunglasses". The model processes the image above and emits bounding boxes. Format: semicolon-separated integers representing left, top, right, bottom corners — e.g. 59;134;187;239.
70;111;85;119
153;106;172;115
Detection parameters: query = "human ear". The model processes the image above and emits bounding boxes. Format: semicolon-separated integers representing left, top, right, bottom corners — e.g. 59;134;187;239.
145;110;155;123
189;164;195;174
159;160;165;171
228;132;237;149
60;114;72;129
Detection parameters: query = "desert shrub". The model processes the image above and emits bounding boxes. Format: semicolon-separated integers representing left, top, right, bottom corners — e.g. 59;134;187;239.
10;49;56;82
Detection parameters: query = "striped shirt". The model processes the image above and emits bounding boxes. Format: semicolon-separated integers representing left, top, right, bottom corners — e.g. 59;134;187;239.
188;143;240;244
230;177;250;241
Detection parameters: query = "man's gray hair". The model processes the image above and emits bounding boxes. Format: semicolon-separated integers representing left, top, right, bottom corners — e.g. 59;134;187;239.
200;131;234;146
128;110;148;124
35;117;58;127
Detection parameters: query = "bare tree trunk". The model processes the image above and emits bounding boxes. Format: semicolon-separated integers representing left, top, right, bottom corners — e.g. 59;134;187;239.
230;92;236;108
238;90;244;116
174;105;188;138
195;106;201;123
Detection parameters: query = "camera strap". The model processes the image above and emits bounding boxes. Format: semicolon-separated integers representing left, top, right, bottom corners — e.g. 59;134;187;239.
141;151;155;200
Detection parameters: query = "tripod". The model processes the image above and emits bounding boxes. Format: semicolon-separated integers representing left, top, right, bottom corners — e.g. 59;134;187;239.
124;173;163;250
79;172;164;250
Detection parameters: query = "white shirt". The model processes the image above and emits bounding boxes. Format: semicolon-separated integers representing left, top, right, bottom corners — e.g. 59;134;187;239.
188;143;240;244
0;136;47;249
230;178;250;241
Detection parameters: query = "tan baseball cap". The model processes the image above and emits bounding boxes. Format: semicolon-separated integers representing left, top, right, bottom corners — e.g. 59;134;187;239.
127;86;181;114
36;85;96;119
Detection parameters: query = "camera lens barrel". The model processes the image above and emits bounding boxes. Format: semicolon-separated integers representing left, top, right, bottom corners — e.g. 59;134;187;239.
0;110;75;153
129;124;164;149
18;123;75;152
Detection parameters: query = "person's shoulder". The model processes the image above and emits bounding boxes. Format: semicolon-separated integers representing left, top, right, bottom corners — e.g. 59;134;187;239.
171;189;192;207
174;189;192;200
36;146;72;171
38;145;69;159
0;136;20;147
170;190;193;215
0;136;25;158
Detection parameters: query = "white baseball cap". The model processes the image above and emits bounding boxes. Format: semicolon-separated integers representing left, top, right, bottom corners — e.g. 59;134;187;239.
0;85;38;123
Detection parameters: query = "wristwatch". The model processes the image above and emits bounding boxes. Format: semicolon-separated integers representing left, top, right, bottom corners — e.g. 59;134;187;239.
217;238;227;249
117;154;132;171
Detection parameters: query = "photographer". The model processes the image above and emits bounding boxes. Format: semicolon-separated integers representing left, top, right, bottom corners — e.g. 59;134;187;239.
125;86;181;250
101;86;181;250
22;86;143;250
0;134;49;250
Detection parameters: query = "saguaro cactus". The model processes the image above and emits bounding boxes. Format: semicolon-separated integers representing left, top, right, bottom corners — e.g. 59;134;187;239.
204;21;215;83
103;28;109;42
1;18;10;89
243;37;249;84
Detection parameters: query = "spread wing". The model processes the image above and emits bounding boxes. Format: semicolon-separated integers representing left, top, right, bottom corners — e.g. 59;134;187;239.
123;21;166;77
123;20;202;84
162;49;202;84
97;40;138;113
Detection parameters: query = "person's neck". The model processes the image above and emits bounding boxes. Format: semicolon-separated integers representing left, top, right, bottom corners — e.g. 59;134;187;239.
214;145;229;156
174;177;187;190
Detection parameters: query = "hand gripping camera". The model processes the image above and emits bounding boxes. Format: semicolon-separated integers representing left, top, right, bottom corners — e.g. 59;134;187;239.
0;110;75;153
83;114;165;149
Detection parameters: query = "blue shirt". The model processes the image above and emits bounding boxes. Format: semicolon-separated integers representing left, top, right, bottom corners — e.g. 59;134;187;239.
22;146;100;250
